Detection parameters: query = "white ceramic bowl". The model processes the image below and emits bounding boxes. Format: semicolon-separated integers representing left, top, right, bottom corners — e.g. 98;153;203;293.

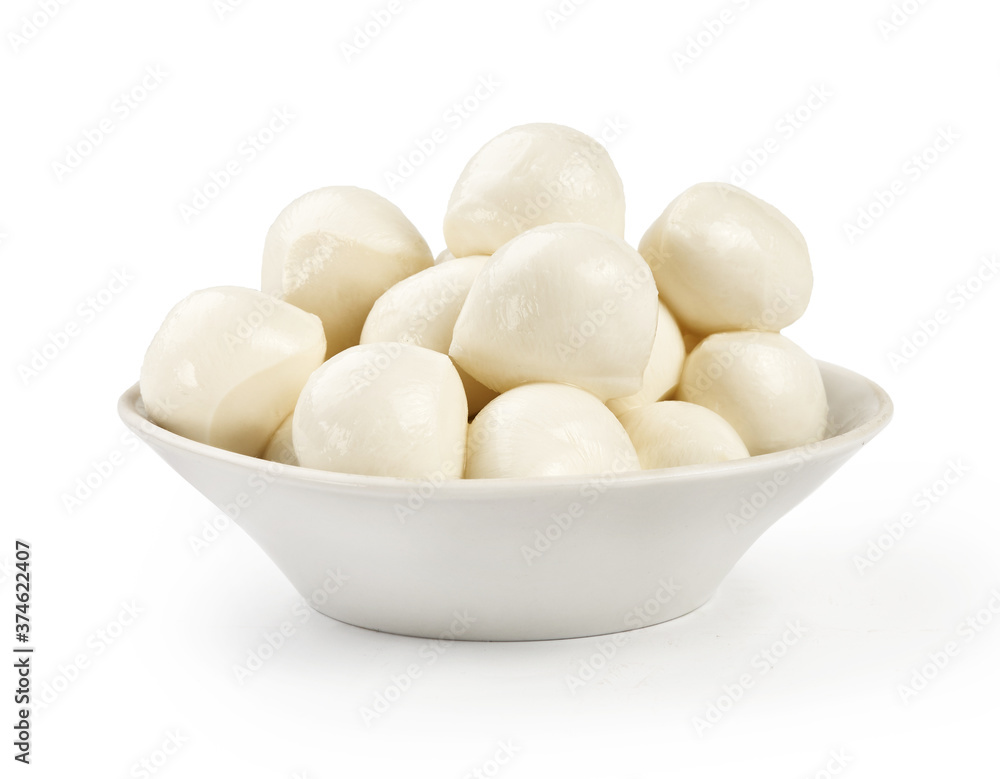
118;361;891;641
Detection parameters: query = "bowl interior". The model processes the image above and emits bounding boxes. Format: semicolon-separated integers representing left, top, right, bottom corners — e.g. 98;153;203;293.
118;360;892;492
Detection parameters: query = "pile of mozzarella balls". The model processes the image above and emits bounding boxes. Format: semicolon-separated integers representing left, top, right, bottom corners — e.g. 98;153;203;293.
140;123;828;480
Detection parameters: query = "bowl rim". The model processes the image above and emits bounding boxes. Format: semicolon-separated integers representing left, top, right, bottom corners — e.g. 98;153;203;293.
118;360;893;497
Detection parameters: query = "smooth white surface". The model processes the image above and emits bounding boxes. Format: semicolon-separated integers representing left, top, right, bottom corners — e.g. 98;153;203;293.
5;0;1000;775
606;300;686;417
464;382;641;481
360;255;496;415
118;361;890;639
292;343;467;479
450;222;659;399
678;331;830;455
139;285;325;457
620;400;750;468
443;122;626;257
261;186;433;358
639;182;813;334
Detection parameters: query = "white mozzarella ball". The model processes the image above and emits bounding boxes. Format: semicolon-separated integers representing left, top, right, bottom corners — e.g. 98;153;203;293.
639;182;812;335
677;332;828;455
618;401;749;469
449;223;658;401
262;186;433;359
606;301;685;417
443;123;625;257
466;383;640;479
262;412;297;465
292;343;467;479
360;256;496;416
140;286;326;457
435;249;457;264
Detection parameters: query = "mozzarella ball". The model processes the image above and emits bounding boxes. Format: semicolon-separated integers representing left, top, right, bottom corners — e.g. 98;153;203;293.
606;300;685;417
435;249;457;264
677;332;828;455
450;223;658;401
261;186;433;359
140;286;325;457
466;383;640;479
262;412;297;465
444;123;625;257
618;401;749;469
360;256;496;416
293;343;467;479
638;183;812;335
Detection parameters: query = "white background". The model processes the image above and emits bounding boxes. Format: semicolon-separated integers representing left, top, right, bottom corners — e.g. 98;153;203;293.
4;0;1000;776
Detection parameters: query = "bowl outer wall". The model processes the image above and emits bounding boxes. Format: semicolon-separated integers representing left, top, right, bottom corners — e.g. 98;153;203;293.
118;361;892;641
